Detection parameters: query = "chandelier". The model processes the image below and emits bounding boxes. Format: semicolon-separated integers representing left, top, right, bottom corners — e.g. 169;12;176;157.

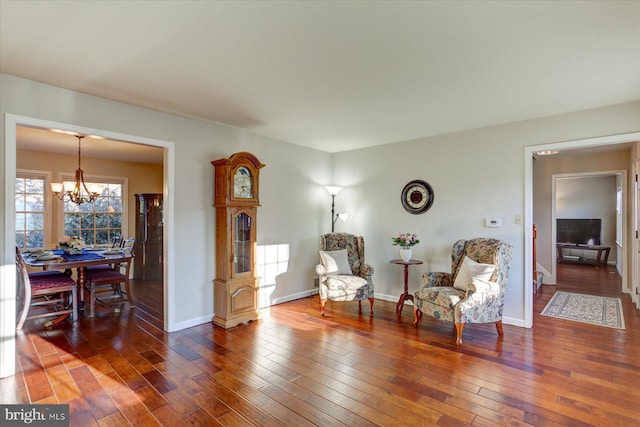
50;135;99;205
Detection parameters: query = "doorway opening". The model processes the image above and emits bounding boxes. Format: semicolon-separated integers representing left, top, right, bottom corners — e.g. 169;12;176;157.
4;114;176;332
524;131;640;328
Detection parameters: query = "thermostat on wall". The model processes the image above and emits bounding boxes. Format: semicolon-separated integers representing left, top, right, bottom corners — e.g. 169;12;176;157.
485;217;503;227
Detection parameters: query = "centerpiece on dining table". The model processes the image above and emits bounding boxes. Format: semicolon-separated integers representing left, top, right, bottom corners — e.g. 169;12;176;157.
58;235;86;255
392;232;420;262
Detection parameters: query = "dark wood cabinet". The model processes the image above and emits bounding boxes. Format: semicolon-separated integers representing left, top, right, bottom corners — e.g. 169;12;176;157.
133;193;163;281
211;152;264;328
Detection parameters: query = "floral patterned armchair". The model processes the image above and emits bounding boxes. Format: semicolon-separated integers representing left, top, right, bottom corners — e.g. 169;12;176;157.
316;233;374;316
413;238;513;345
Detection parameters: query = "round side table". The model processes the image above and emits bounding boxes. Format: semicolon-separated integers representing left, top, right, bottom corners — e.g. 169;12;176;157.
389;259;424;316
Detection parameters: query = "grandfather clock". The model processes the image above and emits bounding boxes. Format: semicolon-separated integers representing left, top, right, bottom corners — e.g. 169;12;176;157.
211;152;264;328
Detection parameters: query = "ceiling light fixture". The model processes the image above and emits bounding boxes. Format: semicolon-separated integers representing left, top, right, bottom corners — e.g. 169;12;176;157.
50;134;99;205
536;150;560;156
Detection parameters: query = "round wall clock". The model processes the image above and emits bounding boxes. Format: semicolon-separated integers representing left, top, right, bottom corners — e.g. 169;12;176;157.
401;180;434;214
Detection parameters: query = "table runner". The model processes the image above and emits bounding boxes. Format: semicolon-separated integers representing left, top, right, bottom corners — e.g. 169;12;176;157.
53;250;105;262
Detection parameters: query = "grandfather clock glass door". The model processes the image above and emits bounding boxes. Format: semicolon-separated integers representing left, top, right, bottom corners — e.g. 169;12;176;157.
234;212;251;274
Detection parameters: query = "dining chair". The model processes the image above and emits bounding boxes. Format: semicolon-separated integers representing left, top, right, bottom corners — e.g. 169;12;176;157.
85;254;134;318
85;235;127;274
121;238;135;252
16;247;78;329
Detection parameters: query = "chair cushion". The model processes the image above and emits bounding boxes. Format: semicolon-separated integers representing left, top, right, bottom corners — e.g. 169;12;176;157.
86;270;126;283
86;264;115;273
453;256;495;291
319;249;352;275
415;285;466;309
325;275;368;301
29;273;75;291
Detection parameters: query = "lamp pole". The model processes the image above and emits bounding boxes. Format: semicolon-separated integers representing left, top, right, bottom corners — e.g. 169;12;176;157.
330;194;336;232
325;186;343;233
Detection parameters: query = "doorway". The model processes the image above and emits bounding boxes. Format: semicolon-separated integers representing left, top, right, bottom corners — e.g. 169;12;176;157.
551;171;625;287
524;131;640;329
3;114;175;347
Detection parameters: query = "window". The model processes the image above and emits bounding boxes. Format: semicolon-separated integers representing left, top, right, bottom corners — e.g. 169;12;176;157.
15;173;47;249
63;181;124;246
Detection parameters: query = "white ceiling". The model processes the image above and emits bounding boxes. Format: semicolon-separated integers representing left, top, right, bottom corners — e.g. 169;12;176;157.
2;1;639;156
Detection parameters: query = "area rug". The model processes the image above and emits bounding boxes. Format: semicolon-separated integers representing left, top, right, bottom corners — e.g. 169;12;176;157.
541;291;625;329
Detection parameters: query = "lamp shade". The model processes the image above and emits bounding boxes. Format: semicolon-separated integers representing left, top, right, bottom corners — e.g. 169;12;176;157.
325;186;343;196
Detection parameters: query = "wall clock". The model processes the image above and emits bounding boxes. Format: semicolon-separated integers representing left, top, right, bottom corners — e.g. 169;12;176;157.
401;180;434;214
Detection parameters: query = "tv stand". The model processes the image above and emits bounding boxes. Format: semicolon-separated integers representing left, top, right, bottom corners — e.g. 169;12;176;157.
556;243;610;268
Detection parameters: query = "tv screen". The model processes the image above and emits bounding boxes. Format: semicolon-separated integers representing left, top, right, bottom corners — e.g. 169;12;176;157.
557;218;601;246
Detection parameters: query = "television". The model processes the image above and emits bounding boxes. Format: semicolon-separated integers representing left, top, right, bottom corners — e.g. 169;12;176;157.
557;218;601;246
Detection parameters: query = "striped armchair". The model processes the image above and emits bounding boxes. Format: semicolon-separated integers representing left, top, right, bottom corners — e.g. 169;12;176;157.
413;238;513;345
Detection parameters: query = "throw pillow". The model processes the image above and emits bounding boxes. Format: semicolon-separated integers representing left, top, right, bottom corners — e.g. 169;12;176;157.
319;249;353;275
453;256;495;291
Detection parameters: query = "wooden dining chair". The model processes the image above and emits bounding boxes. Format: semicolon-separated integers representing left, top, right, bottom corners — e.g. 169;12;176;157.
85;235;127;274
85;257;134;318
16;247;78;329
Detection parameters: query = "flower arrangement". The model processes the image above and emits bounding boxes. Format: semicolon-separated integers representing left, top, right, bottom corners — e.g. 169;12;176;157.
58;235;85;252
391;232;420;248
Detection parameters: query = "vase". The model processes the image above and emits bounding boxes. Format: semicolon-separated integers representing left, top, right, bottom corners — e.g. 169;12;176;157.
61;246;82;255
400;248;412;263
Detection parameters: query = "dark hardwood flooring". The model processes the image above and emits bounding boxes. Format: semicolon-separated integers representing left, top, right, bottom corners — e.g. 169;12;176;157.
2;263;639;426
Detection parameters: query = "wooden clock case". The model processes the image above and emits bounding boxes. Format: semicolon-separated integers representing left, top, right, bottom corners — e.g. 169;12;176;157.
211;152;264;328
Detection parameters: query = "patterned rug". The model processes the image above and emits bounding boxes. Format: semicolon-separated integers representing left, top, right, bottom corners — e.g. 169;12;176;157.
541;291;625;329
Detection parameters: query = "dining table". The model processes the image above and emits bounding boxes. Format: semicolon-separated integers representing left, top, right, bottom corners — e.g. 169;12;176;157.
23;248;132;310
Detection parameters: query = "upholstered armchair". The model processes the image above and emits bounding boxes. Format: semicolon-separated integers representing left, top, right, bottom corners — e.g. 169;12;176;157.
316;232;374;316
413;238;513;345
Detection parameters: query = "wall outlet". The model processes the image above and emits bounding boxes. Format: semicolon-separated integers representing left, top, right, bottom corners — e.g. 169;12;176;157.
515;214;522;224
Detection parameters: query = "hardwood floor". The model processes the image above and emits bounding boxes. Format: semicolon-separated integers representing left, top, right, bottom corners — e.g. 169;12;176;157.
130;279;164;330
3;264;639;426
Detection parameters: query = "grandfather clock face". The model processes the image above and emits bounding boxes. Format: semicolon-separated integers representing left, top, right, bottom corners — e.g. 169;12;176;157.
233;166;252;198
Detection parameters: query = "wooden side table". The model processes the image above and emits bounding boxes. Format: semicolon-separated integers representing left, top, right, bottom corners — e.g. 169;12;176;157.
390;259;424;316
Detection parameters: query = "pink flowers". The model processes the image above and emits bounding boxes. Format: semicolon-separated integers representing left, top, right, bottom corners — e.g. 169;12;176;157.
391;232;420;248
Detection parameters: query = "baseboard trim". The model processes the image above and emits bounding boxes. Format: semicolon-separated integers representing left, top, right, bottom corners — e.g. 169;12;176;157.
171;290;527;331
503;316;526;328
172;314;213;331
265;289;319;307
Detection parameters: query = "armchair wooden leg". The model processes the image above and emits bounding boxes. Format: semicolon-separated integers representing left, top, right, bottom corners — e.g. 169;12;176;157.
368;298;374;316
455;322;464;346
495;320;504;337
358;300;362;313
320;298;327;317
413;306;423;327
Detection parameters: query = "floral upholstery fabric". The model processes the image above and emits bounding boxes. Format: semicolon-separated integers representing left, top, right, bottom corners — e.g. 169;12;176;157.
322;275;369;301
414;238;513;325
317;233;374;302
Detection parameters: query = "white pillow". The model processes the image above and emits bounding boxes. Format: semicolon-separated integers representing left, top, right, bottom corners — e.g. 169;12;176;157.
319;249;352;275
453;256;495;291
